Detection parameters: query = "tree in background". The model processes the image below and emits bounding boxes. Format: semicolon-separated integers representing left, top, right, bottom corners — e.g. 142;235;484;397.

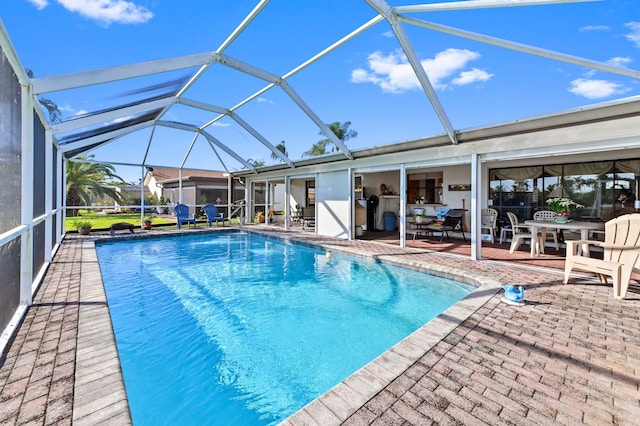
271;140;288;162
247;158;266;168
303;121;357;157
66;155;127;216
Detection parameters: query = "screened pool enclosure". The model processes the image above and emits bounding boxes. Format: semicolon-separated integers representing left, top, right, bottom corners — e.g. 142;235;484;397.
3;0;640;353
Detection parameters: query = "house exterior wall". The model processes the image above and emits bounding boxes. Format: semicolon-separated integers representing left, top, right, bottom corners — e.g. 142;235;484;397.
242;107;640;241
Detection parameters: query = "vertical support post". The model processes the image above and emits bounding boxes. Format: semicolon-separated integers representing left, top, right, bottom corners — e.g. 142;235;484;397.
56;146;63;245
20;83;34;305
400;163;407;248
245;181;251;224
178;169;183;204
140;167;145;226
284;176;291;230
471;150;481;260
44;128;52;263
348;167;354;240
227;174;232;220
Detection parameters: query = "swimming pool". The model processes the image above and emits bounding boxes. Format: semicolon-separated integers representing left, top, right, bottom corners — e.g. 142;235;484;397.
96;232;473;425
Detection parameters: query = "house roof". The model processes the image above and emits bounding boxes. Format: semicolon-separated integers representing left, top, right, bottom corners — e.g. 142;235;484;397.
148;167;228;184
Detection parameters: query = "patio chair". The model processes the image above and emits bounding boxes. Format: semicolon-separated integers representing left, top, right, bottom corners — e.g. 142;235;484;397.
203;204;228;227
564;213;640;299
175;203;197;229
533;210;560;250
507;212;543;254
302;206;315;229
425;209;466;242
481;208;498;243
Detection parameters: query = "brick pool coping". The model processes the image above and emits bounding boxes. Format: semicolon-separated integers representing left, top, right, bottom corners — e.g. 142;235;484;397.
1;225;639;425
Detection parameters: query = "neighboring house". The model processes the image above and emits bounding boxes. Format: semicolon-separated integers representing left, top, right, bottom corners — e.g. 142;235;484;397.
93;184;150;212
144;167;245;215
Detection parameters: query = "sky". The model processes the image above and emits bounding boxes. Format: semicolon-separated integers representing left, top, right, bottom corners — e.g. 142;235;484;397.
1;0;639;183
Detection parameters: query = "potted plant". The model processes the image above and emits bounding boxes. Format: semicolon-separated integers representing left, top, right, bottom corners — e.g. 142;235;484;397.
413;213;426;223
255;211;265;223
142;214;154;230
71;217;93;235
547;197;583;223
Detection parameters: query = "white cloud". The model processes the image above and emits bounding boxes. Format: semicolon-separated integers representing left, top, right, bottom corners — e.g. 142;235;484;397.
568;78;629;99
350;48;491;93
56;0;153;25
26;0;49;10
256;97;275;105
579;25;610;32
451;68;493;86
625;21;640;48
607;56;633;68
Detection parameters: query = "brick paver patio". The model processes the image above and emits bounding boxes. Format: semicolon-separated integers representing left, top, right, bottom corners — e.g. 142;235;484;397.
1;226;639;425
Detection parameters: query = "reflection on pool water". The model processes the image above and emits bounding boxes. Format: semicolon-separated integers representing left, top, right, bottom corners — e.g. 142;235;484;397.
96;232;473;425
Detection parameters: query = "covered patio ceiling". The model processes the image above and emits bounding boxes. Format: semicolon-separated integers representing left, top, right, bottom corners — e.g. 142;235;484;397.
14;0;640;178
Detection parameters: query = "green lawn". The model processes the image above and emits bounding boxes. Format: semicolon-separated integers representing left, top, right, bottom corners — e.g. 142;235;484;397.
66;210;176;230
66;210;240;230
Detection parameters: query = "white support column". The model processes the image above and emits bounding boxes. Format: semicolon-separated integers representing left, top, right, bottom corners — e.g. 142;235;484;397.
471;150;481;260
400;163;407;248
20;83;34;305
348;168;354;240
314;173;319;235
140;167;146;225
284;176;291;230
245;182;251;224
179;169;183;204
56;147;63;245
227;174;232;216
265;178;271;226
44;128;52;263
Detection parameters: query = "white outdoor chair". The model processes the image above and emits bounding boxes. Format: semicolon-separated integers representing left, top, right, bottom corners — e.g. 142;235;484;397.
507;212;544;254
533;210;560;251
564;213;640;299
481;208;498;243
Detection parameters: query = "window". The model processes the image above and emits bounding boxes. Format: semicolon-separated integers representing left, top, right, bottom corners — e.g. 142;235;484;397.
306;180;315;206
490;160;639;222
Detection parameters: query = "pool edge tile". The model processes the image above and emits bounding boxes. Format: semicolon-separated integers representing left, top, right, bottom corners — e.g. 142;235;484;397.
285;279;501;425
72;241;133;426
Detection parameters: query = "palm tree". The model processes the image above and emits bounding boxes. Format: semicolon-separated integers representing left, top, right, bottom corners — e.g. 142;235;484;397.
303;121;357;157
247;158;265;168
66;155;127;216
271;140;288;162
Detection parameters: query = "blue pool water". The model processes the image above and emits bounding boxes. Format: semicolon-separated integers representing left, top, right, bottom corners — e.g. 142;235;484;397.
96;232;473;425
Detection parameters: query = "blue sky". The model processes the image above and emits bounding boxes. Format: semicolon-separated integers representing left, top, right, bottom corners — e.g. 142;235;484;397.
1;0;639;183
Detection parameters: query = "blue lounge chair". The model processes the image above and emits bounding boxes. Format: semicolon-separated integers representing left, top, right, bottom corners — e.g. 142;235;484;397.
175;203;197;229
203;204;228;227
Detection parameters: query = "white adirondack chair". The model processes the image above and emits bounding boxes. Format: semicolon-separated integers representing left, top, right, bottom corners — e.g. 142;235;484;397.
564;213;640;299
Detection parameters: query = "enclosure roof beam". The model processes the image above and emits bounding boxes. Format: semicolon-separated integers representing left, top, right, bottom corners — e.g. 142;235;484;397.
398;15;640;80
31;52;216;94
156;120;256;172
367;0;458;144
394;0;597;13
51;97;175;134
59;120;155;154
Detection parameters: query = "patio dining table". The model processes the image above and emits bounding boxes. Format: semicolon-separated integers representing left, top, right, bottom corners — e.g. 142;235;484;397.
524;219;605;258
406;218;437;240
